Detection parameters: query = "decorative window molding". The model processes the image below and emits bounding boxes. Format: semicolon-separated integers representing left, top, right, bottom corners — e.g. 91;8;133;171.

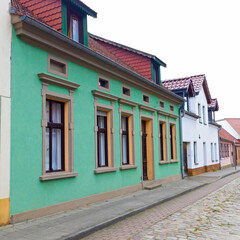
159;100;165;110
119;102;137;170
98;76;110;92
47;55;68;79
39;74;80;181
93;92;117;174
38;73;79;90
122;85;131;99
157;109;178;119
142;93;150;105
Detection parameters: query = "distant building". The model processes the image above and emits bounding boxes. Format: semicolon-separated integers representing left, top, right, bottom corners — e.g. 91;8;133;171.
163;75;221;176
217;118;240;167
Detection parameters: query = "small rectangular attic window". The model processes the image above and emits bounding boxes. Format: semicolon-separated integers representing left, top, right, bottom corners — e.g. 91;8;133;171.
98;76;110;92
48;55;68;78
143;94;150;104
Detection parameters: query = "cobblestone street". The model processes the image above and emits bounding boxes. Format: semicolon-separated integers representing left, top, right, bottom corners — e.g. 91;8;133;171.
83;174;240;240
132;177;240;240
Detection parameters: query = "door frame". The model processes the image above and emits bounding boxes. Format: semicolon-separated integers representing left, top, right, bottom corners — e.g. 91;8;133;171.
140;116;155;181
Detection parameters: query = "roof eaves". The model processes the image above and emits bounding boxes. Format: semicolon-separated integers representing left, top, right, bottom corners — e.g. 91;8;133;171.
65;0;97;18
18;16;183;104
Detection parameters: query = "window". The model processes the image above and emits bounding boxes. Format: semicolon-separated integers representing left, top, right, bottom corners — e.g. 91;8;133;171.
198;103;202;123
122;85;131;98
159;101;165;109
39;73;80;181
194;141;197;164
214;143;217;161
170;123;177;160
67;10;83;44
170;105;174;112
143;94;150;104
202;105;206;124
98;76;110;92
152;64;160;85
121;116;129;164
46;100;64;172
119;100;137;170
97;111;108;167
92;90;118;173
159;122;167;161
211;143;214;161
48;55;68;79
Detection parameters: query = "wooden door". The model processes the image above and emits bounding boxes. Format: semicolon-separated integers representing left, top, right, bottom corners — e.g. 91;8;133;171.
142;120;148;180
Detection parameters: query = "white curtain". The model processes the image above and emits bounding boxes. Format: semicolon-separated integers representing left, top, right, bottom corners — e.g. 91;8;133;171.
52;129;62;170
45;128;50;171
98;115;106;166
122;117;128;164
52;102;61;123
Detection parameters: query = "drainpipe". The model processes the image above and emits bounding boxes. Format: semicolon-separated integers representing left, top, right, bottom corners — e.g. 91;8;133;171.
179;105;185;179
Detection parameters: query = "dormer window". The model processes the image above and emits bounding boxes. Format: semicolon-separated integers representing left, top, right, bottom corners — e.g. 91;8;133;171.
68;10;83;44
62;0;97;46
152;64;160;85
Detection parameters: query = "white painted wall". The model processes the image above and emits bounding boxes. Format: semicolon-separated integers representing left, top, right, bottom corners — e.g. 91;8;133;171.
0;0;11;200
182;86;220;171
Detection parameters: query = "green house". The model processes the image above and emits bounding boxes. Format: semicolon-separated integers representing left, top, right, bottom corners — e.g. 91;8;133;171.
1;0;183;224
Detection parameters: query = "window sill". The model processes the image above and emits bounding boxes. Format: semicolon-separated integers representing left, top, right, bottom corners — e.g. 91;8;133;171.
194;163;199;165
40;172;78;181
120;165;138;170
159;160;179;165
94;167;118;174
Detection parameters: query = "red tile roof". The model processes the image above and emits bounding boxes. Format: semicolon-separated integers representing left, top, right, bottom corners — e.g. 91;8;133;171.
12;0;62;31
225;118;240;135
220;128;238;142
88;34;157;81
162;74;218;107
11;0;166;84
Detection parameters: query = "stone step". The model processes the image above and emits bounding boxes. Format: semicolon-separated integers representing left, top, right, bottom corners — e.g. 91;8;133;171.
144;182;162;190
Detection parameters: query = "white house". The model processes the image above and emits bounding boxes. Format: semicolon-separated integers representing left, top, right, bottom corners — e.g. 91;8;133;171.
163;75;221;176
0;0;11;225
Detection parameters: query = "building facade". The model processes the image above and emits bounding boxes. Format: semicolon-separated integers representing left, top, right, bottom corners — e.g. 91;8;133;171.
163;75;221;176
0;0;184;224
0;0;11;225
217;118;240;167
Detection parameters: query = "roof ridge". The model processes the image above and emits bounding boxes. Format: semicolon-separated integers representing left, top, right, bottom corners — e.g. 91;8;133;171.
162;74;205;82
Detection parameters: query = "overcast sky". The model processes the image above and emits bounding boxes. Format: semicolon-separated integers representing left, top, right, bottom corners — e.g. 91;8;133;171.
84;0;240;120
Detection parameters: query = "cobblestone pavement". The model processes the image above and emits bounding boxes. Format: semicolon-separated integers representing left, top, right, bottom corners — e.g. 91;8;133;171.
82;173;240;240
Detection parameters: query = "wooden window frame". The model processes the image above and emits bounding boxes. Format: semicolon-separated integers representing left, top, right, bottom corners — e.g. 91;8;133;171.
39;73;80;181
93;91;118;174
152;64;160;85
119;100;137;170
169;122;177;160
97;112;108;167
46;99;65;172
98;76;110;92
67;9;83;44
159;121;167;162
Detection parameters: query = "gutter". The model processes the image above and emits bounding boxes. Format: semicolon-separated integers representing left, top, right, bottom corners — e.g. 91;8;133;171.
17;15;183;104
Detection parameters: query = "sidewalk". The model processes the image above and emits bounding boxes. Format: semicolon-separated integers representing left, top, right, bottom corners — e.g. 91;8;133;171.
0;167;239;240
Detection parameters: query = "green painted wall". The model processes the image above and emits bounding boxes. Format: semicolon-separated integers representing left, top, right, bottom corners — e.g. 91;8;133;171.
10;27;182;216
